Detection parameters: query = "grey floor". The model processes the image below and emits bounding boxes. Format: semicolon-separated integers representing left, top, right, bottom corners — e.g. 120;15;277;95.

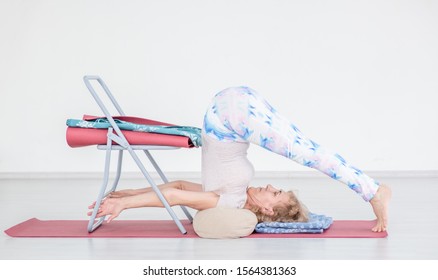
0;174;437;260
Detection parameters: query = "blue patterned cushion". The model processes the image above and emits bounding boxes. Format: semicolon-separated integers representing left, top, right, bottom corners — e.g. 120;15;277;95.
255;213;333;234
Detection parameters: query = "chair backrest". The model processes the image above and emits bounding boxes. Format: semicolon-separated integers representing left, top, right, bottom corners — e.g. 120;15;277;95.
83;75;130;146
83;75;126;117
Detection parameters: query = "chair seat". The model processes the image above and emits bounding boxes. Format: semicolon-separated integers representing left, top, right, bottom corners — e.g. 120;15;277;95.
97;144;180;150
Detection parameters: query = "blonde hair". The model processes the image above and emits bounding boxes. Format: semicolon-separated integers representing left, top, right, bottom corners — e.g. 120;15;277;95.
251;191;309;223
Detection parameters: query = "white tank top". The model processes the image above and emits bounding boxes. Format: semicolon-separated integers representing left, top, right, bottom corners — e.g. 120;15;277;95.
201;131;255;208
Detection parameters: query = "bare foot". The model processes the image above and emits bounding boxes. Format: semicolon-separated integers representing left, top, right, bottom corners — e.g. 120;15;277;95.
369;184;392;232
87;197;125;223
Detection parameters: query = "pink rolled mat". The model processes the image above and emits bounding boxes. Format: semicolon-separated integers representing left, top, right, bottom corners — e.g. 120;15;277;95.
4;219;388;238
66;115;195;148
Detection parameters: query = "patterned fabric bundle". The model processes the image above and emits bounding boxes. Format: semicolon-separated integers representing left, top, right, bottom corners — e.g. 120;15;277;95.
66;118;202;147
255;213;333;234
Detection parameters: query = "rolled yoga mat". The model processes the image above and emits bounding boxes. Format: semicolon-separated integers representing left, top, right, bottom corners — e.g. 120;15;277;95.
66;115;197;148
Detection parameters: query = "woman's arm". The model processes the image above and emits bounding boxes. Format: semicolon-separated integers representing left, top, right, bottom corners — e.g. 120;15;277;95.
89;186;219;223
109;180;203;198
160;187;219;209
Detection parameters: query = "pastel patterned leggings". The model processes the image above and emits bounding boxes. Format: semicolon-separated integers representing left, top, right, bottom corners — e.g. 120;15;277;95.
203;86;380;201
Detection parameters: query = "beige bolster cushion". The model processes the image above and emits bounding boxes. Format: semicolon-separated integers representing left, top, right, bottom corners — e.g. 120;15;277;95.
193;207;258;239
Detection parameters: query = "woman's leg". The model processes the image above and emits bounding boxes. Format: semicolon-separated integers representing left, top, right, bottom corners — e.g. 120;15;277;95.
204;87;391;231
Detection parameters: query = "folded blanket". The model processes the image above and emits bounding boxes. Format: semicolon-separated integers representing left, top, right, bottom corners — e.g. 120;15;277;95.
255;213;333;234
66;118;202;147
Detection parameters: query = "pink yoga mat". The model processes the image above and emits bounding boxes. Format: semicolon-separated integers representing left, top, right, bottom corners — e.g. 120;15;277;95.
66;115;195;148
4;219;388;238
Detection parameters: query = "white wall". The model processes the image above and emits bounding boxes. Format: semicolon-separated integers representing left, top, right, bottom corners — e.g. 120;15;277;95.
1;0;437;174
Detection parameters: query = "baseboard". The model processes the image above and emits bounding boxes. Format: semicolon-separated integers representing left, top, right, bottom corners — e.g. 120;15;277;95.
1;170;437;180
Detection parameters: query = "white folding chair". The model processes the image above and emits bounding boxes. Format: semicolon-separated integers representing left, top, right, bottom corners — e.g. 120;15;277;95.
80;75;193;233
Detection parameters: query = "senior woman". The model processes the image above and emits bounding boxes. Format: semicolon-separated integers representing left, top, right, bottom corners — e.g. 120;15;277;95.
88;86;391;232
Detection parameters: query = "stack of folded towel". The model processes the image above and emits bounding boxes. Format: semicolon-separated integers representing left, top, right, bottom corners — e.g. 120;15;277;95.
255;213;333;234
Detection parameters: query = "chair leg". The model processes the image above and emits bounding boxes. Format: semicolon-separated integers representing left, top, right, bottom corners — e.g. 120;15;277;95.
88;144;187;234
143;150;194;223
87;142;114;232
87;135;125;232
110;150;123;193
128;148;188;234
